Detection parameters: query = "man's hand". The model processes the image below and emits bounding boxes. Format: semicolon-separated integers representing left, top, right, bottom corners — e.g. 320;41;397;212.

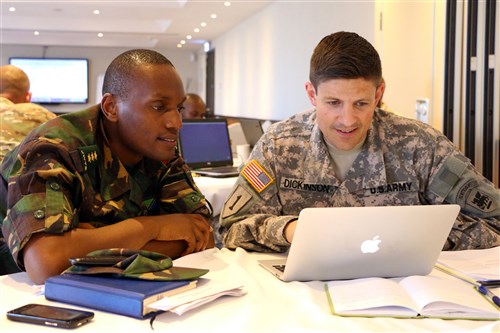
153;214;213;255
284;220;298;243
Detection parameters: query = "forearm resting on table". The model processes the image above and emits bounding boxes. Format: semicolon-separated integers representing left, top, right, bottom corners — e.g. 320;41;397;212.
22;217;164;284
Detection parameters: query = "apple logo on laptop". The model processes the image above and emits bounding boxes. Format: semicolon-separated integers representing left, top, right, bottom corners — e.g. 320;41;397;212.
361;235;381;253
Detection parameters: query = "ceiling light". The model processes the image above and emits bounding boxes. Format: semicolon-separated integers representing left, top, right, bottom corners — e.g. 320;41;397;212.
204;41;211;53
224;2;231;7
180;40;186;45
34;31;40;36
97;33;104;38
93;9;100;15
194;28;200;33
200;22;207;27
177;44;182;48
9;7;16;12
211;14;217;19
186;35;192;40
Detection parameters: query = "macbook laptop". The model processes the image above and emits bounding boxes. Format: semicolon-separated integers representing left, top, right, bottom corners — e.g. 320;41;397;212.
259;204;460;282
178;118;239;178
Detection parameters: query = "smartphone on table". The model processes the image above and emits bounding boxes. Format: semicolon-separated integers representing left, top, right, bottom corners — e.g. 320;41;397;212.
7;303;94;329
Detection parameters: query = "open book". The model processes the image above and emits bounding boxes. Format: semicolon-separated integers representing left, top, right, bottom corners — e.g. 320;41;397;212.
325;275;499;320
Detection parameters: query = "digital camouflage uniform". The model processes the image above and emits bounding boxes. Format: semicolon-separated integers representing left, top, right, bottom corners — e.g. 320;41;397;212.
220;109;500;252
0;97;57;161
0;105;211;269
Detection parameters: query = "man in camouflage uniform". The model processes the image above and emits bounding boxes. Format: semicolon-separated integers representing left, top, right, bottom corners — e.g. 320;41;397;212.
0;65;57;275
0;50;213;284
0;65;57;161
220;32;499;253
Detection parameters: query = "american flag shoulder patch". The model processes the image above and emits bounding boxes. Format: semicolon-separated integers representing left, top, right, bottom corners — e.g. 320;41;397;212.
241;159;273;193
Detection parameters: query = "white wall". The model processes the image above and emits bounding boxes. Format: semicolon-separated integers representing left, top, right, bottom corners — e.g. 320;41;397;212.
376;1;446;129
1;45;198;113
213;2;376;121
212;1;446;130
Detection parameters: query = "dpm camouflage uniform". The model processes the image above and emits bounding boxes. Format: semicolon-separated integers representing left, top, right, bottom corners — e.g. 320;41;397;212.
220;109;500;252
0;105;211;269
0;97;57;161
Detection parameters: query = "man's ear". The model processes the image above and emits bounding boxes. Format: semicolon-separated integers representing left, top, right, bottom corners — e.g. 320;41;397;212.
100;93;119;122
305;81;317;106
25;92;32;103
375;82;385;107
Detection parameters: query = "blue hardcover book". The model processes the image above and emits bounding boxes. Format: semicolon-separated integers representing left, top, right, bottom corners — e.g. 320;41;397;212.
44;274;197;319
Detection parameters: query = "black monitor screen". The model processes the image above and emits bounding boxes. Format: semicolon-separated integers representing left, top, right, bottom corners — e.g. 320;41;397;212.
9;57;89;104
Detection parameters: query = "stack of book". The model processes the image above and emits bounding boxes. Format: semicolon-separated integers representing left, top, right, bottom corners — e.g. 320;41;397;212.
44;274;198;319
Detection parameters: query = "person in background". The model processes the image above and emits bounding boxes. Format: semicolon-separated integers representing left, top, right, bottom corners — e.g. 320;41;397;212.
0;49;214;284
181;93;207;119
220;31;499;253
0;65;57;275
0;65;57;161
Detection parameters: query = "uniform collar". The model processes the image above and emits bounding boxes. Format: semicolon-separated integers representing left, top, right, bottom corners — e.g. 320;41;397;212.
98;118;139;202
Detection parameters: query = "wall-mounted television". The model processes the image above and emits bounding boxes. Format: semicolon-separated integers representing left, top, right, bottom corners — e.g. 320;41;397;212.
9;57;89;104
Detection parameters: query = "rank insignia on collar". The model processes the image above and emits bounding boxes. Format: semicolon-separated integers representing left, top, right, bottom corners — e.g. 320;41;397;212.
78;145;99;171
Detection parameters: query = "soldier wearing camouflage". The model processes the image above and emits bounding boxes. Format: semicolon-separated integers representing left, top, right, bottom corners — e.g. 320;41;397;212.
221;31;499;252
0;97;57;161
220;108;500;252
0;105;211;269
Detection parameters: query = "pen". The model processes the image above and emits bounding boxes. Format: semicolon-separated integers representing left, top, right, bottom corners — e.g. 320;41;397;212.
476;285;500;308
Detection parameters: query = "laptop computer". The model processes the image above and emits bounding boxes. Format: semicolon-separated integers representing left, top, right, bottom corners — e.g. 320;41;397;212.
259;204;460;282
178;118;239;178
227;118;264;154
239;118;264;148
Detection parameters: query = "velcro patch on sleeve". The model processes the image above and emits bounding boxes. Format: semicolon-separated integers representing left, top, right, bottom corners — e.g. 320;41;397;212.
241;159;273;193
221;185;253;219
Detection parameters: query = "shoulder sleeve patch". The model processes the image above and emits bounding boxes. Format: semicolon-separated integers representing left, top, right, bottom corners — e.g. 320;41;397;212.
221;185;253;219
241;159;273;193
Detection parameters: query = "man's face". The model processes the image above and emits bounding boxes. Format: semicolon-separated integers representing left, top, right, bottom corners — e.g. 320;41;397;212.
306;78;383;151
182;99;206;119
108;64;185;165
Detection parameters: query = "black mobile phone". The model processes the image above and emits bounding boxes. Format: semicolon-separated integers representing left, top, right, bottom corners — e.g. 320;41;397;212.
69;256;127;266
6;303;94;329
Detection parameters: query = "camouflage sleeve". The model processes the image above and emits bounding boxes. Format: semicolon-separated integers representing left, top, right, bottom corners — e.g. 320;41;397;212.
219;139;296;252
158;156;212;218
0;103;57;160
427;149;500;250
1;138;80;267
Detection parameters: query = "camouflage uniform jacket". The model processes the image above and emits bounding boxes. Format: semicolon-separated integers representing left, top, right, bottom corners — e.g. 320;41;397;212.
220;109;500;252
0;105;211;268
0;97;57;161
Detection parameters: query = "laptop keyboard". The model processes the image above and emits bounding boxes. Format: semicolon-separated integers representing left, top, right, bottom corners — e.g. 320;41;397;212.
273;264;286;273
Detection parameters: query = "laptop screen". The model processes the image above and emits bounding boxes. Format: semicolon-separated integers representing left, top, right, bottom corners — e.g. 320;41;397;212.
178;119;233;169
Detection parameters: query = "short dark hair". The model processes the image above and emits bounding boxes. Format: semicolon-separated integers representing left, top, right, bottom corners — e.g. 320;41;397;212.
102;49;174;98
309;31;382;90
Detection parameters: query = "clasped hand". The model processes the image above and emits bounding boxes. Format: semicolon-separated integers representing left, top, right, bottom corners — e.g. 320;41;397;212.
154;213;213;255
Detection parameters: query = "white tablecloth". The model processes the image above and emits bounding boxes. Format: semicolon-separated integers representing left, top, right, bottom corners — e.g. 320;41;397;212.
193;176;237;216
1;248;499;332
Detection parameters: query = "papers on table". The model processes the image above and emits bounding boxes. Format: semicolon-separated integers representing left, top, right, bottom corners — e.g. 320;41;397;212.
436;247;500;282
148;278;246;315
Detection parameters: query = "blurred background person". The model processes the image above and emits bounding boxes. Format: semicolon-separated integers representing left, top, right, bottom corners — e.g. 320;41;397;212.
181;93;207;119
0;65;57;161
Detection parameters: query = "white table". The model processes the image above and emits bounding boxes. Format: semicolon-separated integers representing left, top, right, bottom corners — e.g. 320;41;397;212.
193;176;237;216
1;248;499;332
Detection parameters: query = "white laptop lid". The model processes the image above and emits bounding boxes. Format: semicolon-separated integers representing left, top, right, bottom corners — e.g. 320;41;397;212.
260;205;460;282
